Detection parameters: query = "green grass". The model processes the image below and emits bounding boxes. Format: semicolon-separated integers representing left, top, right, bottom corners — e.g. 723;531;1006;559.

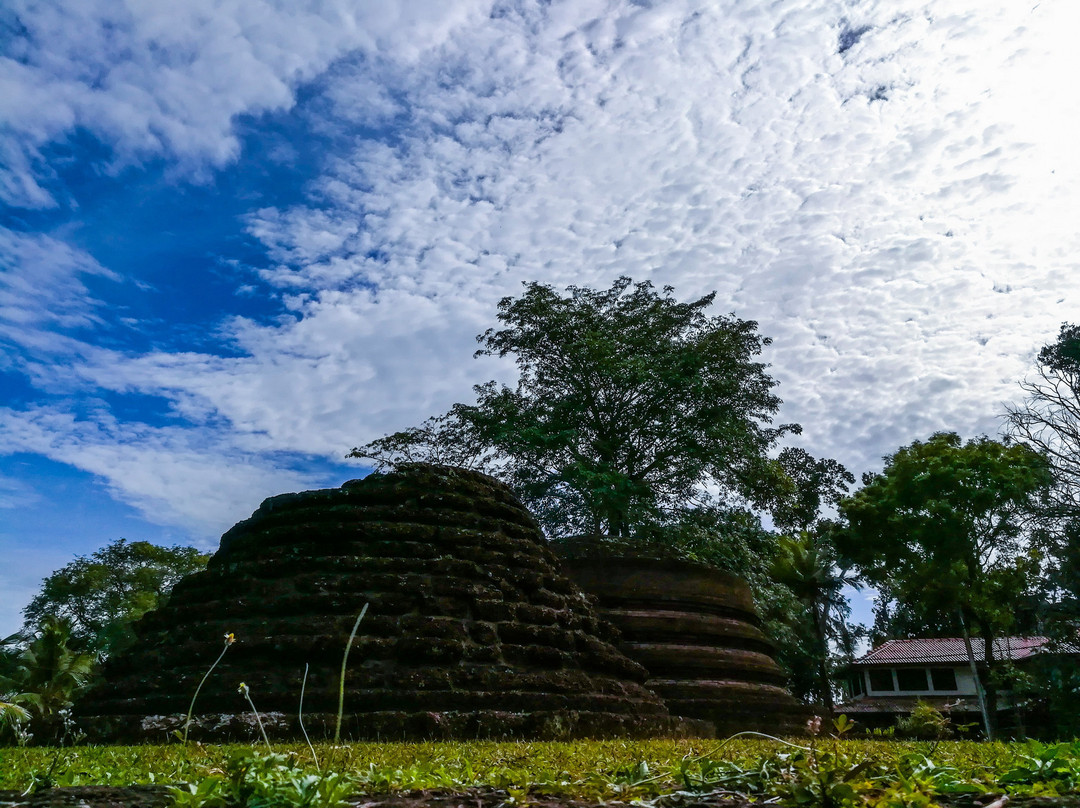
1;737;1074;800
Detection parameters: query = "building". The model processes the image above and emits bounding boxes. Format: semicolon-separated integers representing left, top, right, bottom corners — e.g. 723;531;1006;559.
840;636;1070;734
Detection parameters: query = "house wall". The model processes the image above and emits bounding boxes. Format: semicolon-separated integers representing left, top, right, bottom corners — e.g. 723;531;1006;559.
859;666;978;697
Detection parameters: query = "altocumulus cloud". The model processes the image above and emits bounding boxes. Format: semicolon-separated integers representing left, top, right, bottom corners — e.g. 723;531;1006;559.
0;0;491;208
3;0;1080;556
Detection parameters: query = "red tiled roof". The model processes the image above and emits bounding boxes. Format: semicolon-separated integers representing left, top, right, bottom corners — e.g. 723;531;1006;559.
853;636;1057;666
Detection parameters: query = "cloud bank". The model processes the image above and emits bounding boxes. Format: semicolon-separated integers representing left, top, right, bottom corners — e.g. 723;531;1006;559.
3;0;1080;553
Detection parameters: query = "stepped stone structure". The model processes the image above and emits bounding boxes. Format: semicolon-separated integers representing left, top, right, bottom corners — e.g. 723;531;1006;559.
559;547;810;736
76;465;710;742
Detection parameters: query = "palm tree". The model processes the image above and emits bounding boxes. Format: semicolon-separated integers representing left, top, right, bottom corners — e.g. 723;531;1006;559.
0;618;97;741
771;530;860;715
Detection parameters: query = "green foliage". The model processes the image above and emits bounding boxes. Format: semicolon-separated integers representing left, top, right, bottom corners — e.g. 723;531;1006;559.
170;751;357;808
999;741;1080;793
22;538;208;656
772;448;855;535
770;530;862;711
5;739;1080;804
0;617;95;744
840;433;1051;621
0;697;31;745
352;277;798;537
895;702;953;740
838;432;1053;729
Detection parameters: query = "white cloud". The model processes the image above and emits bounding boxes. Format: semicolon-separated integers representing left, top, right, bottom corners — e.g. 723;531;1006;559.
207;0;1079;475
0;0;494;208
0;407;328;538
0;228;118;331
5;0;1080;553
0;473;40;510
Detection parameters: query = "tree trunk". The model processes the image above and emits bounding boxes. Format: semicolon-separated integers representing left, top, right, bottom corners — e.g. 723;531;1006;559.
813;597;834;716
958;608;994;740
976;615;1000;738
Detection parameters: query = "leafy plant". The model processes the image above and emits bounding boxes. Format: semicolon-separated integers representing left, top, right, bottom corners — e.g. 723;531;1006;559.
170;751;357;808
999;742;1080;793
832;714;856;738
0;617;95;744
895;702;953;740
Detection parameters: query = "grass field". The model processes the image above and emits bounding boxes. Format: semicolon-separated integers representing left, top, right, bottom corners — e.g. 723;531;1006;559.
3;736;1080;806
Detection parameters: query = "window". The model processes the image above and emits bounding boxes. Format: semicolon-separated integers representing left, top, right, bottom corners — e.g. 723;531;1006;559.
896;668;930;691
849;673;865;696
930;668;958;691
868;669;894;692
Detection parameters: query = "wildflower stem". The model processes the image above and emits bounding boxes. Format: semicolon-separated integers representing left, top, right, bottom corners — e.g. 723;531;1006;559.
335;602;369;744
239;683;271;751
299;662;319;770
182;633;235;743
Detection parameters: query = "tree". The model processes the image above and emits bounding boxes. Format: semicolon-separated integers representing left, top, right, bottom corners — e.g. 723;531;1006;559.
770;529;861;715
0;618;95;743
22;539;209;657
837;432;1053;736
352;277;799;537
1006;323;1080;514
1005;323;1080;626
762;448;859;710
772;448;855;534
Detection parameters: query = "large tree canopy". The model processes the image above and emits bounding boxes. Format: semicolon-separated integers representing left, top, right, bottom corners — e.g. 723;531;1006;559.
22;539;209;657
771;448;855;535
1004;323;1080;627
1006;322;1080;515
837;432;1052;733
353;277;799;537
838;433;1050;623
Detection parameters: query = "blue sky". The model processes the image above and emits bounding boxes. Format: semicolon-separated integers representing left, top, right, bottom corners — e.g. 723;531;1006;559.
3;0;1080;638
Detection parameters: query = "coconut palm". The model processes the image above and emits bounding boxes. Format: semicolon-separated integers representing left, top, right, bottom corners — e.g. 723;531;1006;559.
771;530;860;715
0;618;96;741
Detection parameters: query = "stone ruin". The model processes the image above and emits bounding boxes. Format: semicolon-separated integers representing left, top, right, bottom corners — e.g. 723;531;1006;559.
76;464;709;742
559;549;810;736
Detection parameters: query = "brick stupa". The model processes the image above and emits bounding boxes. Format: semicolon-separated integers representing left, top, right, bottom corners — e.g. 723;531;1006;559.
76;465;708;742
560;548;811;736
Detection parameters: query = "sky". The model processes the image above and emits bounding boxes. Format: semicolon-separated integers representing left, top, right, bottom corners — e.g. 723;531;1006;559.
3;0;1080;640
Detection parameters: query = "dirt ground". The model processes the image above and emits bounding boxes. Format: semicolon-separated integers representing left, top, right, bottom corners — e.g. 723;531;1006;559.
2;786;1080;808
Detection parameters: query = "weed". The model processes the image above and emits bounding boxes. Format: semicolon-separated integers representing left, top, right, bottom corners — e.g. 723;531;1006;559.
999;741;1080;793
170;751;356;808
334;603;368;744
299;662;318;770
181;633;236;744
895;701;952;740
237;683;271;753
4;738;1080;805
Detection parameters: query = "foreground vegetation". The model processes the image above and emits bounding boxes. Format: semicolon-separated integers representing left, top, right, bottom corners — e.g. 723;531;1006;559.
5;736;1080;805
